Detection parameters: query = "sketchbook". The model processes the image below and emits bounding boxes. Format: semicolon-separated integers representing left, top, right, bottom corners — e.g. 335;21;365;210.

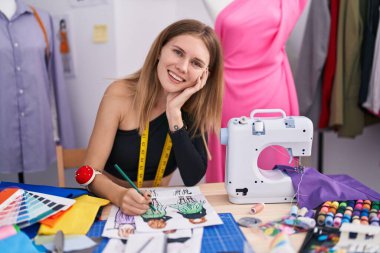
136;186;222;232
103;186;222;234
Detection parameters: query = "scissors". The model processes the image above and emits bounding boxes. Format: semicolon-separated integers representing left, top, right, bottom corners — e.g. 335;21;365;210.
52;230;64;253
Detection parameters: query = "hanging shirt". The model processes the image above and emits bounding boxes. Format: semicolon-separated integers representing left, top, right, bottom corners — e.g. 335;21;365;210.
363;4;380;116
295;0;330;127
0;1;75;173
318;0;339;129
359;0;380;106
330;0;366;137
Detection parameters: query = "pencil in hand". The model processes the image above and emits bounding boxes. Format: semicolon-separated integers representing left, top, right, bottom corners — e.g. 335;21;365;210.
114;164;156;211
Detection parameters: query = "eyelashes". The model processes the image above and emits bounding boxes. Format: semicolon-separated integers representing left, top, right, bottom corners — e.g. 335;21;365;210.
171;49;206;70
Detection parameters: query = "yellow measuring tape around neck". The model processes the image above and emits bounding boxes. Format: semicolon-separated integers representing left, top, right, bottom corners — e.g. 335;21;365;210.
137;123;172;187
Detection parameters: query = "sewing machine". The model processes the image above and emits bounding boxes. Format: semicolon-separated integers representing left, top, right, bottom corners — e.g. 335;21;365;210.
220;109;313;204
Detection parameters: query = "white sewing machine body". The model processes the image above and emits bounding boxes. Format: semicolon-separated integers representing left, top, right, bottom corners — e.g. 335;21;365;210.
220;109;313;204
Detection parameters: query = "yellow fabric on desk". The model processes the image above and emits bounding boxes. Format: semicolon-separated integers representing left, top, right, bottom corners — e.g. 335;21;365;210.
38;195;109;235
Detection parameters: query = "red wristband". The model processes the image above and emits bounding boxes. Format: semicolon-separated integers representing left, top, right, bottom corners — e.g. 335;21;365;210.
75;165;101;186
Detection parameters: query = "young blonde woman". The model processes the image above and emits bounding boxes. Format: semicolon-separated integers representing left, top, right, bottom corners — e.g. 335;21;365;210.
77;19;224;215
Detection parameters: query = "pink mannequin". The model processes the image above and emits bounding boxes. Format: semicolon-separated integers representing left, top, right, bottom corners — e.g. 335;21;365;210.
202;0;307;182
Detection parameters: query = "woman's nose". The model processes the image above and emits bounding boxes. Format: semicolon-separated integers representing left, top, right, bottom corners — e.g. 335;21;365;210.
175;58;189;73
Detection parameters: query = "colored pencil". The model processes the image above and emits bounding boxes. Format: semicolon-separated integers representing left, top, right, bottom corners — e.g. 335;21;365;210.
114;164;156;211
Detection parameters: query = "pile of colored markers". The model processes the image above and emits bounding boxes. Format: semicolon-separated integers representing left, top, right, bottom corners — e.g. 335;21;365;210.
316;200;380;228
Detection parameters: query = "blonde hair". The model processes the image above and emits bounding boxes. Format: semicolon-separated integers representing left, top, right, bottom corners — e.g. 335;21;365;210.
125;19;224;153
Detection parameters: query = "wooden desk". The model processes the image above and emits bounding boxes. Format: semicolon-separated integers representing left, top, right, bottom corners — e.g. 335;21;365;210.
199;183;306;253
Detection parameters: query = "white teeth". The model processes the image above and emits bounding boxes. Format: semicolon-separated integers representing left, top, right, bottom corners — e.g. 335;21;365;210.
168;71;184;82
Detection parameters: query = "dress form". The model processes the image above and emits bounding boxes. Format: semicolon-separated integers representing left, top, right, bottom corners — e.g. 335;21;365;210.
0;0;16;20
202;0;233;21
203;0;308;183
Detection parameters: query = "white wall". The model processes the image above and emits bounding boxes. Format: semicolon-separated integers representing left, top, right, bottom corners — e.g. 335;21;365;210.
1;0;379;192
23;0;118;148
113;0;212;77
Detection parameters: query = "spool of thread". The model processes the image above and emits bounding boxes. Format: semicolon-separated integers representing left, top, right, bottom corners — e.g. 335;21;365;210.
342;208;352;224
360;208;369;215
360;210;369;217
353;210;361;217
347;201;355;211
336;207;345;215
369;212;377;225
370;217;379;226
343;213;352;221
370;212;377;220
360;216;369;225
297;217;316;228
322;201;332;208
298;207;308;217
339;202;347;208
250;203;265;214
331;201;339;209
318;234;328;241
328;206;337;215
354;203;363;211
317;213;326;226
363;203;371;211
336;205;345;226
290;205;298;218
320;206;329;214
333;213;343;228
305;209;315;218
325;213;334;227
344;209;353;216
328;201;339;214
352;216;360;224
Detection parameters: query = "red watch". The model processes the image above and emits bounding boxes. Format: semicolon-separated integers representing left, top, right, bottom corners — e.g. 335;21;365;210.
75;165;101;186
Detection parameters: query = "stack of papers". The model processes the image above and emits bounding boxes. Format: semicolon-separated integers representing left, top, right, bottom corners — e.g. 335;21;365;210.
101;186;222;253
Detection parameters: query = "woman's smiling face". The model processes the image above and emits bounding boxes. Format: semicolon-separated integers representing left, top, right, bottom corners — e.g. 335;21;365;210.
157;34;210;93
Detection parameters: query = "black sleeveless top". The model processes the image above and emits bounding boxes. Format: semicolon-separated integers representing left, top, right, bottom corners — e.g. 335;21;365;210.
104;112;207;186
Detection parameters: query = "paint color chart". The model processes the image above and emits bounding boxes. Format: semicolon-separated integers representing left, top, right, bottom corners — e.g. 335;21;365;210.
0;188;75;228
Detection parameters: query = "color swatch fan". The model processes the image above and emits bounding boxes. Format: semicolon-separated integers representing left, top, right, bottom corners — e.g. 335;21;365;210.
0;188;75;228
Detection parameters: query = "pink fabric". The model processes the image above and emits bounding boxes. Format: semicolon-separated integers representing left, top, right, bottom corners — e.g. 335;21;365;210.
206;0;308;183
